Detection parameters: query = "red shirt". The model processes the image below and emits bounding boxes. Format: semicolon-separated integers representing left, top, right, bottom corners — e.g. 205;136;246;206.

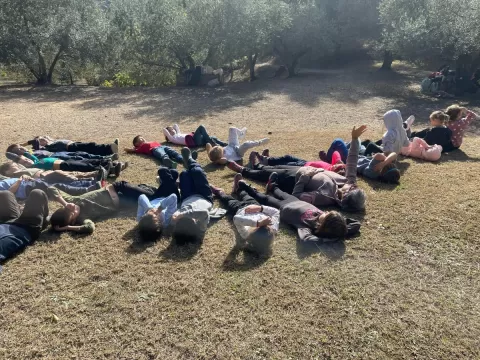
134;142;161;155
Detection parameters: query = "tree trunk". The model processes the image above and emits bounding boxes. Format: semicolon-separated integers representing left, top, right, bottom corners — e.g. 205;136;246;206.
287;48;310;78
46;47;64;85
248;53;257;81
381;50;393;70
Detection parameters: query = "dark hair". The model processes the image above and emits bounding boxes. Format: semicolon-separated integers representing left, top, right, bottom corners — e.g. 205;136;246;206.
445;105;462;122
244;227;274;255
316;211;347;239
173;217;204;245
132;135;142;146
380;165;400;184
138;213;162;242
0;161;14;176
6;144;19;154
50;208;71;229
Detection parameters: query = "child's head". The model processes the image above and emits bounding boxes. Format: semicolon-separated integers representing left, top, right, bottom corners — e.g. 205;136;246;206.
0;161;21;176
50;203;81;229
132;135;146;148
173;217;205;244
207;145;224;163
166;126;176;136
138;210;163;242
379;164;401;184
6;144;28;155
429;111;449;127
340;186;366;212
244;226;275;255
445;105;464;122
315;211;348;239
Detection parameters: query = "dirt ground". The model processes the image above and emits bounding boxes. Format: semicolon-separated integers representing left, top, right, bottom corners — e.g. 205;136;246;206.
1;62;480;359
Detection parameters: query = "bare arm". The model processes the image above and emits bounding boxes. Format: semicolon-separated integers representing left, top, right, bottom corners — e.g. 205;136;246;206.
124;148;136;154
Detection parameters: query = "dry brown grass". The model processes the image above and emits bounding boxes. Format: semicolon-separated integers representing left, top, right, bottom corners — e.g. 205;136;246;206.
1;62;480;359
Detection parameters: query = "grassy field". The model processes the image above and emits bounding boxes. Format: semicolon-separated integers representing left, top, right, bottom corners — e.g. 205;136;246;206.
1;62;479;359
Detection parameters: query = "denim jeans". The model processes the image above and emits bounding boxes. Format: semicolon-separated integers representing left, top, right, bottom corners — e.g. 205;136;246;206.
326;139;349;163
152;146;184;164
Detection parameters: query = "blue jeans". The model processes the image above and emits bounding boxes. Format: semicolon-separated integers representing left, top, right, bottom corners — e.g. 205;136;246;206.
179;162;213;203
267;155;306;167
51;151;108;160
152;146;184;164
193;125;227;147
327;139;349;163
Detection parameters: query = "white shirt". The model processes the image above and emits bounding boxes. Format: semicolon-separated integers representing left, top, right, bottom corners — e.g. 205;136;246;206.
233;206;280;239
163;124;188;145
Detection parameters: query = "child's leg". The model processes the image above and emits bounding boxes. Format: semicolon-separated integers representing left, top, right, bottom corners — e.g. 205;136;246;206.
267;155;306;167
228;127;246;147
216;191;249;215
32;181;91;197
364;142;384;156
151;146;174;168
271;186;298;203
183;163;213;203
326;139;349;163
112;181;155;204
193;125;214;146
152;168;179;199
13;189;49;240
237;139;269;158
237;181;282;209
60;160;102;173
330;151;343;165
67;142;114;156
0;191;21;223
162;146;184;164
210;136;228;147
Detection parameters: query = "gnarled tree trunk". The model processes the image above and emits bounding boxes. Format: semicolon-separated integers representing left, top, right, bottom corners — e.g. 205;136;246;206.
381;50;393;70
247;53;258;81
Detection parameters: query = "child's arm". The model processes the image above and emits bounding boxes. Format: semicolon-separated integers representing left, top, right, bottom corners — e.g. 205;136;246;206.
160;193;178;222
373;152;397;173
162;128;173;142
136;194;152;221
297;227;322;242
55;220;95;234
124;147;136;154
346;126;366;184
23;152;39;162
173;124;181;133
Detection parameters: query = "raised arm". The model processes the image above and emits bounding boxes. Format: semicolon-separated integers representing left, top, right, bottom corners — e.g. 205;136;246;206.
160;193;178;223
124;147;136;154
136;194;152;221
162;128;175;143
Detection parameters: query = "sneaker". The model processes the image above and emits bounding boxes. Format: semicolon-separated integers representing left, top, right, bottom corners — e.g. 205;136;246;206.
405;115;415;131
232;173;243;194
96;167;108;181
181;147;192;168
261;148;270;157
156;176;161;186
256;151;268;165
110;153;119;161
266;172;278;193
192;150;198;160
121;161;129;171
114;162;122;177
319;150;328;161
111;140;119;154
162;157;174;169
210;185;225;197
247;151;258;169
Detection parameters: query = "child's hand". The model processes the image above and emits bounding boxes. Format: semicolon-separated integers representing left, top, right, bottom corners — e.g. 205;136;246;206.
20;175;34;181
352;125;367;140
245;205;262;214
258;217;272;227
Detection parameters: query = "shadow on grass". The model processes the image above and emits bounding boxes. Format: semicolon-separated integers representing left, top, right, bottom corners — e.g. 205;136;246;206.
159;239;202;262
296;239;346;261
222;246;270;272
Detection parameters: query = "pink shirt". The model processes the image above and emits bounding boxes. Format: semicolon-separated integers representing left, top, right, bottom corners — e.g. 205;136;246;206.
304;161;333;171
447;112;478;148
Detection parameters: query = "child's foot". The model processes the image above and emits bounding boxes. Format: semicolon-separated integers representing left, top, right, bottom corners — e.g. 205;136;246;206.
261;148;270;157
192;150;198;160
239;127;247;139
256;152;268;165
121;161;129;171
226;161;244;173
96;167;108;182
247;151;258;169
319;150;328;161
232;173;243;194
405;115;415;131
266;172;278;194
181;147;193;168
111;139;119;154
109;153;119;161
260;138;269;145
156;176;162;186
114;162;122;177
210;185;225;197
162;157;174;169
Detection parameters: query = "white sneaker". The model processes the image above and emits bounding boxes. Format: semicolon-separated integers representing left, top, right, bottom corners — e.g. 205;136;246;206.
405;116;415;131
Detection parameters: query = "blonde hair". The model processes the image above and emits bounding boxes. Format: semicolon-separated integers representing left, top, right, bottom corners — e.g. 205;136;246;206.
208;145;224;163
445;105;463;122
430;111;449;124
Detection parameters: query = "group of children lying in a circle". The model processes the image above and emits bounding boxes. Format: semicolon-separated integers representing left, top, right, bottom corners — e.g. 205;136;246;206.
0;104;477;264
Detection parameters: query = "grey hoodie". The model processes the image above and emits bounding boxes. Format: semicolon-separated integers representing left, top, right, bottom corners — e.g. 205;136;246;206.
382;110;410;154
